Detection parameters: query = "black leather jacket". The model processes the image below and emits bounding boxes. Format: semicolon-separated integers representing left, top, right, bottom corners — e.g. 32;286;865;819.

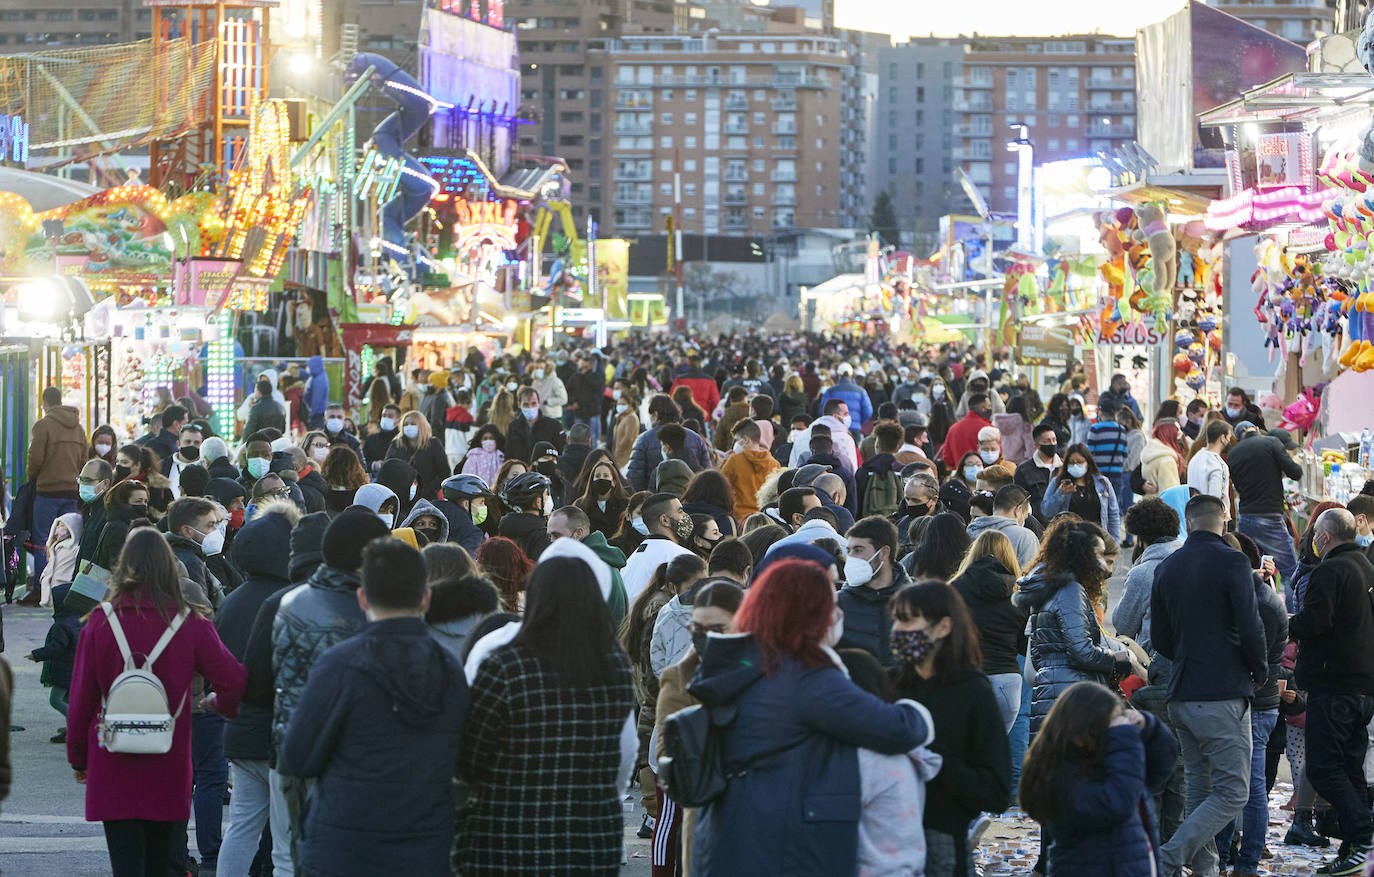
270;564;366;750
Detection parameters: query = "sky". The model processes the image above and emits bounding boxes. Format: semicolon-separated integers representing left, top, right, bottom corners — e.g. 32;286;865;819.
834;0;1191;40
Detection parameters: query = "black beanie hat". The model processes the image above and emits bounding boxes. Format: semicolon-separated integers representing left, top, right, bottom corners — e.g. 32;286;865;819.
320;509;392;571
289;512;331;582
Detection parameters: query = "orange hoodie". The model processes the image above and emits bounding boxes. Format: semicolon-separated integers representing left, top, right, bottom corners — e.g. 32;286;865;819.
720;447;781;522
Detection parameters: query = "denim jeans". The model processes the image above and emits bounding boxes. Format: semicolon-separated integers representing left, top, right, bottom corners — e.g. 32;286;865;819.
1113;472;1134;527
191;712;228;865
1162;699;1252;877
29;494;76;587
217;759;279;877
1132;683;1186;845
1215;708;1278;872
1009;657;1031;795
1306;692;1374;848
268;768;297;876
988;672;1022;734
1237;513;1299;585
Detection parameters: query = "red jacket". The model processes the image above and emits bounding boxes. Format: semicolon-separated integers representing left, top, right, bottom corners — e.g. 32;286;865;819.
940;410;991;471
67;597;245;822
670;372;720;421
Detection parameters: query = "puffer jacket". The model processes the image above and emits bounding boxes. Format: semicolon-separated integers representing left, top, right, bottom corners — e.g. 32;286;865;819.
1013;566;1126;735
270;565;366;751
836;563;911;668
650;592;693;677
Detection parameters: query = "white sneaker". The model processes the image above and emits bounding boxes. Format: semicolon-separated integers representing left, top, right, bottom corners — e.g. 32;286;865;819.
967;813;993;851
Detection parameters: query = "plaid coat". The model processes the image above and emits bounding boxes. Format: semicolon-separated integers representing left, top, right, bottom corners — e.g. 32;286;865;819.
455;643;635;875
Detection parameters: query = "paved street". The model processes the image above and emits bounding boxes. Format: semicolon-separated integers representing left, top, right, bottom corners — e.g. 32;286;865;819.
0;604;653;876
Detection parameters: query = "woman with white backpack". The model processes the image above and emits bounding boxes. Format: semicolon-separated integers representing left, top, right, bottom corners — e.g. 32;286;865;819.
66;526;246;877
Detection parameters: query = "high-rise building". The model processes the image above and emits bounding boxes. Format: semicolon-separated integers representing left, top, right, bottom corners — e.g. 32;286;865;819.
596;15;857;237
869;37;963;252
1204;0;1336;43
0;1;148;48
954;35;1136;214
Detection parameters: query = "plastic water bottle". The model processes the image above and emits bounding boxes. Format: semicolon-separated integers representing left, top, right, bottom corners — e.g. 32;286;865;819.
1361;428;1371;469
1328;463;1341;500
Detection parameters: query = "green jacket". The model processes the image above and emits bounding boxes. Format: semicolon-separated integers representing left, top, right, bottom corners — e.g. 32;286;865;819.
583;530;629;625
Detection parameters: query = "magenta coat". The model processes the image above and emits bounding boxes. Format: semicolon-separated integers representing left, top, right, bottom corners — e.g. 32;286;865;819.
67;597;246;822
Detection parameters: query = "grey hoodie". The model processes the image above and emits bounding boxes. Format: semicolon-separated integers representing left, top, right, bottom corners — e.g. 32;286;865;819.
954;368;1007;417
966;514;1039;571
400;498;450;543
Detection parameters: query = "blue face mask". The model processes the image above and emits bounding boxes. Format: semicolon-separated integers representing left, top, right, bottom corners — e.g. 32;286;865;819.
79;483;100;503
1359;532;1373;548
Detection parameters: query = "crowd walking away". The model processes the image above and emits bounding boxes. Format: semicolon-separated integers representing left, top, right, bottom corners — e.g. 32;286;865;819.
0;331;1371;877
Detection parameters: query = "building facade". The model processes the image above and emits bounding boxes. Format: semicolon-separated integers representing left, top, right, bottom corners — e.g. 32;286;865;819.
869;37;963;252
1206;0;1336;43
954;34;1136;214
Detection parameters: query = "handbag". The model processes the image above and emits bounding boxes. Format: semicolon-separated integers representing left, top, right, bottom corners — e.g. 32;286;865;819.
1022;617;1037;687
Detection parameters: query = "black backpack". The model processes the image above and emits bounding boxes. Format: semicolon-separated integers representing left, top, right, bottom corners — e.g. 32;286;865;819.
658;701;806;808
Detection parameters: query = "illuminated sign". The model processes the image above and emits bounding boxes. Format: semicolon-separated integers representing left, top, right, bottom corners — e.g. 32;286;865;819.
1255;132;1306;189
173;258;241;307
0;113;28;166
450;196;518;287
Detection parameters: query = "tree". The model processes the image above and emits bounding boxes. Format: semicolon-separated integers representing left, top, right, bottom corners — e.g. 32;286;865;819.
869;190;900;249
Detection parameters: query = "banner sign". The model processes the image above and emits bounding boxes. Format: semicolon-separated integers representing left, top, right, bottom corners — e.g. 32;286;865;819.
1016;324;1076;365
340;323;414;411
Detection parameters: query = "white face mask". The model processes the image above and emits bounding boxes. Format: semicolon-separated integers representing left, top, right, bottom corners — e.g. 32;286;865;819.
505;381;518;392
843;554;877;587
1067;463;1088;479
198;527;225;557
402;424;420;439
377;511;394;528
270;436;292;453
326;417;344;434
94;442;113;456
788;429;805;443
616;403;629;415
379;416;396;432
733;439;747;454
932;385;945;398
979;449;1000;464
311;446;329;463
823;609;844;648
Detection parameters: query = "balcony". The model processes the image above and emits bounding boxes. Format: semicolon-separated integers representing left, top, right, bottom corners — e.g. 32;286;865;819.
724;121;749;134
956;122;992;137
615;99;653;111
953;146;992;161
771;170;797;182
617;214;652;229
613;167;653;181
613;121;652;135
724;169;749;182
771;121;797;134
723;214;749;229
725;96;749;110
955;98;994;112
771;97;797;111
1087;77;1133;90
772;194;796;207
723;191;748;204
1087;122;1134;138
615;191;653;205
962;76;993;90
1088;101;1134;114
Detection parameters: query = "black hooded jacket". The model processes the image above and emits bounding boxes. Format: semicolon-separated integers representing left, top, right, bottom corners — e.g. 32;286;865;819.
376;458;419;519
216;509;294;761
498;511;551;561
950;555;1029;676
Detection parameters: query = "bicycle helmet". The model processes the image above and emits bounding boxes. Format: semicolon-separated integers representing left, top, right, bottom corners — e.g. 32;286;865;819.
501;471;551;512
442;473;495;503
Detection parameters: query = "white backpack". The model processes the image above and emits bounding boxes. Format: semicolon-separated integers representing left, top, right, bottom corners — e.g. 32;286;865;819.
96;603;188;755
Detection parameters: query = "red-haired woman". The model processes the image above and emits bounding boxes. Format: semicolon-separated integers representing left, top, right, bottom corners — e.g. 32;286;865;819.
475;536;534;611
688;558;933;875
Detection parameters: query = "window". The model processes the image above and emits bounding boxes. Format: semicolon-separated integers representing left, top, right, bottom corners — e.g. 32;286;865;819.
754;136;765;148
685;90;697;101
660;159;672;171
590;160;601;178
754;89;767;100
1004;162;1016;176
1003;186;1016;200
660;136;672;148
754;207;765;218
591;92;602;109
753;112;765;124
727;136;747;149
685;136;697;148
685;113;697;125
1048;113;1059;126
684;159;697;171
915;157;924;173
917;62;925;77
661;113;672;124
1067;114;1079;128
916;86;924;102
685;208;696;217
1066;138;1079;151
754;182;766;195
684;183;697;195
753;159;765;171
888;157;897;173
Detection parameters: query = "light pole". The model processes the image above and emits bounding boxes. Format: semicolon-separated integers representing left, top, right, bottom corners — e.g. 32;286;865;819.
1005;122;1033;252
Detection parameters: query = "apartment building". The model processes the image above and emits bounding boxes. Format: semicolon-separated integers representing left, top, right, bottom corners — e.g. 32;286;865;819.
869;37;963;252
598;22;855;237
0;1;147;48
954;35;1136;214
1206;0;1336;43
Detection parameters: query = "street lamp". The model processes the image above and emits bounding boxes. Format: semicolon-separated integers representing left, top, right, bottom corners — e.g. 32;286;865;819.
1005;122;1033;252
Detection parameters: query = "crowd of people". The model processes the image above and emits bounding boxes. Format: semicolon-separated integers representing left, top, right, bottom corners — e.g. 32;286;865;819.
0;330;1369;877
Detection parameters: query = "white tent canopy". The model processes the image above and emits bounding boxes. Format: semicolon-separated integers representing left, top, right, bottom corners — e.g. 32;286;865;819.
0;167;99;212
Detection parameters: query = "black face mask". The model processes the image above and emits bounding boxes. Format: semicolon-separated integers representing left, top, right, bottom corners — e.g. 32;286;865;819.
592;477;613;496
1038;444;1057;457
128;503;148;516
414;527;440;543
115;465;132;481
536;460;559;480
691;630;709;657
180;446;201;462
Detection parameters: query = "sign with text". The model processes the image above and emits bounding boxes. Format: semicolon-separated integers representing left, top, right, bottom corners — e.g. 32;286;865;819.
1016;324;1076;365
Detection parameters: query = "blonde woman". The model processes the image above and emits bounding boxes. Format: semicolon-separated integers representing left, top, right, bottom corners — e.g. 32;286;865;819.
487;388;517;435
778;374;808;425
611;387;640;467
385;411;449;501
948;529;1026;732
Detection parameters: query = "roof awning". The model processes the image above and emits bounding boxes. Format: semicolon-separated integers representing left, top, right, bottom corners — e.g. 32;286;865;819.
1199;72;1374;127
